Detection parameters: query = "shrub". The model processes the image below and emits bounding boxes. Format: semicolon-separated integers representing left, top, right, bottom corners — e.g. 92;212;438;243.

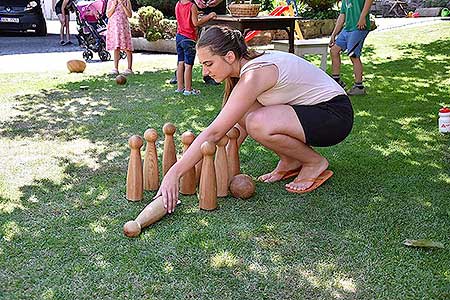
135;6;177;41
136;0;177;18
129;14;144;38
158;19;177;40
137;6;164;35
145;28;162;42
301;0;340;19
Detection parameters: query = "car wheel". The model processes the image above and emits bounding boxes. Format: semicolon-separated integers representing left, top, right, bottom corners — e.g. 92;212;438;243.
36;21;47;36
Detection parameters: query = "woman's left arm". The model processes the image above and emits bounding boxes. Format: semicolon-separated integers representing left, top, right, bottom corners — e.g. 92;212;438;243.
121;0;133;18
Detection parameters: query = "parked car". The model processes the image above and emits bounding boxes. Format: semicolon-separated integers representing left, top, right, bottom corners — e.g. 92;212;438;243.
0;0;47;36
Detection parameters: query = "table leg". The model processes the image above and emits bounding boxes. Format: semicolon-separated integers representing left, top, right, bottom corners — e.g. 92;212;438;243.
288;22;295;53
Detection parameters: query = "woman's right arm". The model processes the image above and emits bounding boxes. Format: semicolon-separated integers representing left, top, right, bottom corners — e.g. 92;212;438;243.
156;66;278;213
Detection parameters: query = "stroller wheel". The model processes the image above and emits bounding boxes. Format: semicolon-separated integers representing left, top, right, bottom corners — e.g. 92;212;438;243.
99;50;110;61
120;51;127;60
83;50;93;61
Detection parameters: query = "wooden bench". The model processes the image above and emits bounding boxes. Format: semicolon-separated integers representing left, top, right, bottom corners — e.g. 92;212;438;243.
272;38;329;71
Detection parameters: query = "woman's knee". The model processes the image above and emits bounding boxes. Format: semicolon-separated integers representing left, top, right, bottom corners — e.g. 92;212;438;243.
245;111;267;138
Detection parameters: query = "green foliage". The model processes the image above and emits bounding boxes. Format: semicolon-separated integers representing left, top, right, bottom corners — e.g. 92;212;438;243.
300;0;340;19
129;14;144;38
145;28;162;42
301;8;340;19
136;6;176;41
159;19;177;40
137;5;164;35
302;0;339;11
260;0;274;12
136;0;177;18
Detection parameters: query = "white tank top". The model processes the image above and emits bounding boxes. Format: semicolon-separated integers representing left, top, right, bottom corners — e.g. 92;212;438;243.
240;51;346;106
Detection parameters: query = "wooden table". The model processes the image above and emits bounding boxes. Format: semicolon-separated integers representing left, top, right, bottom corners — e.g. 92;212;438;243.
272;38;329;71
206;15;299;53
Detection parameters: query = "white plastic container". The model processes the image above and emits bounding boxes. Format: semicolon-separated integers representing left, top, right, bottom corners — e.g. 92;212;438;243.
438;107;450;133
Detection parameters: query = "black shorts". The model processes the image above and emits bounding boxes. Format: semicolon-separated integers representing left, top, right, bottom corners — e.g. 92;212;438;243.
55;0;70;15
291;94;353;147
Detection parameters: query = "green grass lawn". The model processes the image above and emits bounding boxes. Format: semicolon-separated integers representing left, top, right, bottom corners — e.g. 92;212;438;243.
1;22;450;299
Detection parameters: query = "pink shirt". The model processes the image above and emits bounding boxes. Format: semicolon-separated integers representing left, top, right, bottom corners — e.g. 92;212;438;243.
175;1;197;40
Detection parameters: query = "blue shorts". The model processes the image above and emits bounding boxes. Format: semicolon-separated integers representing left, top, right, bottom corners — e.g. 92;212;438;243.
176;34;196;65
335;29;369;58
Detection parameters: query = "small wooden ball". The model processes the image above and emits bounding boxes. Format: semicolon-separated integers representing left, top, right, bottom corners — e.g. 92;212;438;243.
116;74;127;85
181;131;195;145
129;135;143;149
201;141;216;155
67;59;86;73
144;128;158;142
230;174;255;199
123;220;141;237
163;123;176;135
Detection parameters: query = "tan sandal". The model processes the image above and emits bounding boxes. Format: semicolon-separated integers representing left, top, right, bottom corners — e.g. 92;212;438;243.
285;170;333;194
257;167;302;182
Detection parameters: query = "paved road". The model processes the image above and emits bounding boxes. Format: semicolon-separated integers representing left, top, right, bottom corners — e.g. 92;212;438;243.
0;20;176;74
0;17;446;74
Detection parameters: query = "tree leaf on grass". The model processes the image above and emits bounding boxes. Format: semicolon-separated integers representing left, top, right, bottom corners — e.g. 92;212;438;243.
403;239;445;249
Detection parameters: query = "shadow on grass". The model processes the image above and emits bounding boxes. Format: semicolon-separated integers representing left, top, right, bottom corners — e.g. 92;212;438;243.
1;38;450;299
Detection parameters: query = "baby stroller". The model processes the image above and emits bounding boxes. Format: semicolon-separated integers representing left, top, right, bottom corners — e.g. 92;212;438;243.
70;0;126;61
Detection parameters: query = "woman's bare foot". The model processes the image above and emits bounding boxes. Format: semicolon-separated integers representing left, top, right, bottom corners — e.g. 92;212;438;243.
285;157;329;191
258;159;302;183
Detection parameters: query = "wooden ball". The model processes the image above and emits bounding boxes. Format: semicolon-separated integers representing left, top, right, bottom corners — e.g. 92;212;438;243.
144;129;158;142
227;127;240;139
116;74;127;85
181;131;195;145
67;59;86;73
123;220;141;237
163;123;176;135
201;141;216;155
129;135;143;149
230;174;255;199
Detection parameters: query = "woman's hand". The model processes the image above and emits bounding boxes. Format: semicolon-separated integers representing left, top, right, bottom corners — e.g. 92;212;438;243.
154;168;180;214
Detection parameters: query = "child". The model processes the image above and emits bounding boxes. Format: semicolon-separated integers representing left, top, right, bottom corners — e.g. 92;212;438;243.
106;0;133;75
175;0;216;95
55;0;72;46
329;0;373;95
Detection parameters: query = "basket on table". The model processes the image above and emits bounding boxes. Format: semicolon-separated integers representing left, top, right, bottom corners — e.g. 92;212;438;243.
228;2;261;17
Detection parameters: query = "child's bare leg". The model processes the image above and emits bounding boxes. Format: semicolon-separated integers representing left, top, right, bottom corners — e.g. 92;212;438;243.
184;64;193;91
113;49;120;70
350;56;363;83
58;15;65;41
330;45;342;75
176;61;185;91
64;14;70;41
126;50;133;70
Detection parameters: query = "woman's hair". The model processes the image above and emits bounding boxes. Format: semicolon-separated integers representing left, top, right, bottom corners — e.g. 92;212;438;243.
197;26;263;106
